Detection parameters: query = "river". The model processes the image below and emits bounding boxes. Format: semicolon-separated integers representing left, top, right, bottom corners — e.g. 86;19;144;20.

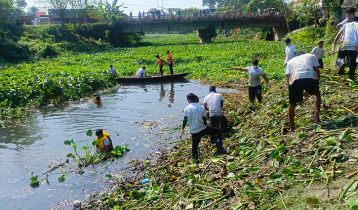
0;80;232;209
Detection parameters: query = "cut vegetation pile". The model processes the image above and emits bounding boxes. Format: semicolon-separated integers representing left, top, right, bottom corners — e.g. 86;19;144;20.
82;68;358;210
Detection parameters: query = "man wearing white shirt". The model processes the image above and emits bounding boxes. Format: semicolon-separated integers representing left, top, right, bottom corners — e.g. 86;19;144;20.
136;66;146;77
204;86;227;143
284;38;296;66
182;93;226;160
337;8;356;27
230;59;271;103
333;9;358;80
108;65;117;78
285;53;321;132
311;41;324;68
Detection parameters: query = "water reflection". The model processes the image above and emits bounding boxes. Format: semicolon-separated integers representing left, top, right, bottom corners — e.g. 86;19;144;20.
159;82;175;103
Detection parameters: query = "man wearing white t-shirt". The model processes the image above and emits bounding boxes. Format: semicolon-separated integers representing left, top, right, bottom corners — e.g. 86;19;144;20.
284;38;296;65
108;65;118;78
204;86;227;143
230;59;271;103
337;8;356;27
136;66;146;77
333;8;358;80
311;41;324;68
285;53;321;132
182;93;226;160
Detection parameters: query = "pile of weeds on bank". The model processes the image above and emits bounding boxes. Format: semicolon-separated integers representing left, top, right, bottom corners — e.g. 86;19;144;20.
82;68;358;210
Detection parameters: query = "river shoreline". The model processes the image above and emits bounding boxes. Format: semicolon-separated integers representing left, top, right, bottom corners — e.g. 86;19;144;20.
77;68;358;210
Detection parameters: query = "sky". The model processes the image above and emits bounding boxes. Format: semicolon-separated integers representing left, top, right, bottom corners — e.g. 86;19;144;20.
23;0;206;15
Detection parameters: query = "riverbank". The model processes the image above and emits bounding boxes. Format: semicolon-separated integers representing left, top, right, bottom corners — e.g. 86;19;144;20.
1;30;337;124
81;67;358;210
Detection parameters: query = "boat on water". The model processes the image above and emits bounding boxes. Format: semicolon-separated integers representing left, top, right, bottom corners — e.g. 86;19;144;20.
117;73;190;83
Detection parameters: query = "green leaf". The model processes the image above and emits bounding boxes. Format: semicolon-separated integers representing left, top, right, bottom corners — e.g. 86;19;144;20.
339;129;352;141
269;172;282;179
64;140;71;145
347;200;358;209
298;133;308;139
283;168;293;176
270;150;279;160
247;167;260;173
226;162;237;169
152;183;160;192
227;172;236;178
144;160;150;166
276;144;285;152
66;153;75;158
30;176;37;182
210;157;220;163
30;180;39;187
86;129;93;137
58;176;66;183
105;174;112;178
92;140;98;146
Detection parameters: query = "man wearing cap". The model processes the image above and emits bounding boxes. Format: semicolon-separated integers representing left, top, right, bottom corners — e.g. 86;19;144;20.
285;53;321;132
203;86;227;143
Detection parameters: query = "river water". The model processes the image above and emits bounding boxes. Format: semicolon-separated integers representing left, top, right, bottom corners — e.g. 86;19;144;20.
0;81;232;210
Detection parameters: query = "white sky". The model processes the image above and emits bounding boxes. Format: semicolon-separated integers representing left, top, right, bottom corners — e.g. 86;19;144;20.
24;0;206;15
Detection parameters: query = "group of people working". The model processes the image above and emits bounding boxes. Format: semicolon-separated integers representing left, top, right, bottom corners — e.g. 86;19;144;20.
183;8;358;160
100;8;357;161
106;51;175;78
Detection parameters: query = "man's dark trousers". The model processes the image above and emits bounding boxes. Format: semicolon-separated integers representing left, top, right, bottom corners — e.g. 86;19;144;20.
209;115;227;143
191;126;223;159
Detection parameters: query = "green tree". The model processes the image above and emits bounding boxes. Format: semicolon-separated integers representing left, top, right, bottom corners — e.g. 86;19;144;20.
202;0;230;8
97;0;126;22
15;0;26;7
27;6;39;16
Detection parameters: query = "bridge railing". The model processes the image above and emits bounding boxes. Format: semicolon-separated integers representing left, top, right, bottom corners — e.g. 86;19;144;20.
127;11;286;23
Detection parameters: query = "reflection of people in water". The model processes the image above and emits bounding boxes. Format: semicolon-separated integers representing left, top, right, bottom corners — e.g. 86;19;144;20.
169;82;175;103
159;83;165;101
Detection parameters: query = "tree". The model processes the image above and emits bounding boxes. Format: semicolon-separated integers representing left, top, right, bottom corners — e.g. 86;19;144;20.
27;6;39;16
41;0;69;25
97;0;126;22
15;0;26;7
202;0;230;8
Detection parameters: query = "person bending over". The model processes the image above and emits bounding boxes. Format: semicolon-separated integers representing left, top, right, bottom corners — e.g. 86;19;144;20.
182;93;226;160
203;86;227;143
285;53;321;132
95;129;114;152
136;66;146;77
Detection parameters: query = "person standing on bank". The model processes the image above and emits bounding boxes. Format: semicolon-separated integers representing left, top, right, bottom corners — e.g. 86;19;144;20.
230;59;271;103
167;51;174;75
333;8;358;80
311;41;324;69
156;55;165;76
182;93;226;160
284;38;296;66
285;53;321;132
204;86;228;143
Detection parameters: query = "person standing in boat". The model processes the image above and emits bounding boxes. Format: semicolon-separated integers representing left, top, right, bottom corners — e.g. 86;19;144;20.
156;55;165;76
136;66;146;77
167;51;174;75
108;65;118;78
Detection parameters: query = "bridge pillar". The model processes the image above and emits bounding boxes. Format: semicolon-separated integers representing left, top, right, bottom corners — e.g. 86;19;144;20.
273;27;288;41
197;29;213;44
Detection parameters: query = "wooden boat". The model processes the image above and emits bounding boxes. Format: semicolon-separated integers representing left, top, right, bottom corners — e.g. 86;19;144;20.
117;73;190;83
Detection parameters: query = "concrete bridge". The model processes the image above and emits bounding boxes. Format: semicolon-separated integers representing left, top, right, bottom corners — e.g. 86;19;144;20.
120;15;288;43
